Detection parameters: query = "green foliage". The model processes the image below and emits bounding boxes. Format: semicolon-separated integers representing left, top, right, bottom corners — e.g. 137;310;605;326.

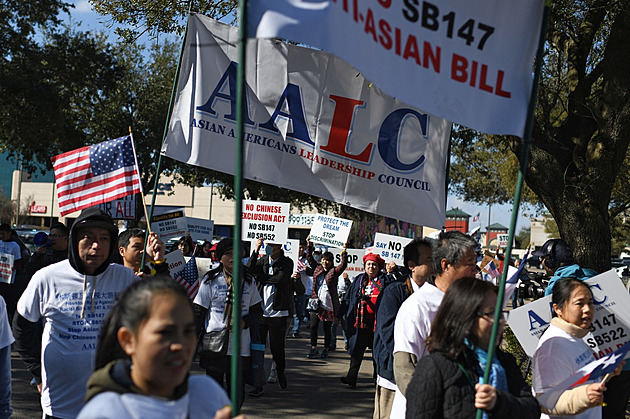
514;227;531;249
0;190;15;224
543;217;559;237
89;0;237;43
501;326;531;385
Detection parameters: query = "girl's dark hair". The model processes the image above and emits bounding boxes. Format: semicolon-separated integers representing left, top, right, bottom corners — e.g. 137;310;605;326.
94;275;194;370
322;251;334;262
427;277;497;359
551;277;592;317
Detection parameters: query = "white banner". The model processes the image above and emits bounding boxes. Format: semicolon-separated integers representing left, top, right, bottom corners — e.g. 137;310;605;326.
248;1;543;138
507;270;630;359
282;239;301;272
330;248;366;275
165;250;186;277
374;232;413;265
310;214;353;248
163;16;450;228
187;217;215;242
150;208;188;241
241;200;290;244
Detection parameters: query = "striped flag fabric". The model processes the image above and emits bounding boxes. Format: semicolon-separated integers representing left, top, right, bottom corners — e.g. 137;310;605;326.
484;260;501;279
51;136;141;216
174;256;200;300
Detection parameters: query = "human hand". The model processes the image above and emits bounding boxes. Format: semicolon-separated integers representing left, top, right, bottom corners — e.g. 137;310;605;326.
292;272;299;279
145;232;166;261
585;383;605;405
255;238;264;252
475;383;497;411
213;406;246;419
37;383;42;394
613;360;625;377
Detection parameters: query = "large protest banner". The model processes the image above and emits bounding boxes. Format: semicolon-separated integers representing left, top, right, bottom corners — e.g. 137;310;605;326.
248;1;543;138
163;15;450;228
507;270;630;359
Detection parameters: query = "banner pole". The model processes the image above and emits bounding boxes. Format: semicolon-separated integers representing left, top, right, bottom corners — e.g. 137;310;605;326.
230;0;248;414
140;3;193;267
476;1;552;418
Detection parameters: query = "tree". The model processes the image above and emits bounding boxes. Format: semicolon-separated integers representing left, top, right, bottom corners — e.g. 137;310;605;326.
89;0;236;42
451;1;630;272
514;227;531;249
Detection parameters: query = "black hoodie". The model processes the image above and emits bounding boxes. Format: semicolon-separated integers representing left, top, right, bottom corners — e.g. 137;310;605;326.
68;207;120;276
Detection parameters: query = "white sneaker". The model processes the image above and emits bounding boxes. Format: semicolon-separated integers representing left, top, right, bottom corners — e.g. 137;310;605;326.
267;370;278;384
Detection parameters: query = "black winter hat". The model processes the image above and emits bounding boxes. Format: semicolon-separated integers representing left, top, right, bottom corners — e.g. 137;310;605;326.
215;238;234;260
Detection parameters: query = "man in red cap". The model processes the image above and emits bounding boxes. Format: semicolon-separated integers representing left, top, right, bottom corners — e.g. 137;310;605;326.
340;251;389;388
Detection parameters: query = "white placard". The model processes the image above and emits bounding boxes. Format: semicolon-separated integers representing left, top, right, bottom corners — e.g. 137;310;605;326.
248;0;544;138
498;234;509;247
98;195;136;220
282;239;300;273
309;214;353;249
507;270;630;359
288;214;316;227
150;208;188;241
241;200;289;244
165;250;186;277
187;217;215;242
373;232;413;265
329;248;365;275
0;253;14;284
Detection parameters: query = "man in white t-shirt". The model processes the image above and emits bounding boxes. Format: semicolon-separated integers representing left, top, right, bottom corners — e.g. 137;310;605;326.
13;208;165;419
390;231;478;418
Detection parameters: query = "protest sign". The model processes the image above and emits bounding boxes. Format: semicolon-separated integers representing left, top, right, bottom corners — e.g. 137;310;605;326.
373;233;412;265
248;0;543;138
150;208;188;241
98;195;135;220
241;200;289;244
288;214;316;227
310;214;353;248
163;16;450;228
165;250;186;277
282;239;301;273
507;270;630;359
497;234;509;247
0;253;14;284
187;217;215;242
329;248;365;275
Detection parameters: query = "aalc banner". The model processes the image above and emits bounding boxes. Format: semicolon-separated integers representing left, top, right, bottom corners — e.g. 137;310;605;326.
162;15;450;228
248;0;544;137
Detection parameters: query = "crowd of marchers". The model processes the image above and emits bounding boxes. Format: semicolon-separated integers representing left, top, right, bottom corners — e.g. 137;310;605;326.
0;214;627;419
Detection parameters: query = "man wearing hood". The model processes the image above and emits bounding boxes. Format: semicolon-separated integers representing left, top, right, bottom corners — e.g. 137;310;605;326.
13;207;164;419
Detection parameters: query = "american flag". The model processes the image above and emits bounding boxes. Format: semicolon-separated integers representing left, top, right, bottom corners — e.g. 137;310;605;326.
472;212;480;222
174;256;200;300
51;136;142;216
484;260;501;279
296;257;306;273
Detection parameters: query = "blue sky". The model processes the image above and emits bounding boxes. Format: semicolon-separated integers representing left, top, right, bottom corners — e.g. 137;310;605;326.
62;1;534;234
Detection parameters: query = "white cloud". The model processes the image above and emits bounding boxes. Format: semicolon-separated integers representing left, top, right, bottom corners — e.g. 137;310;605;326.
74;0;94;13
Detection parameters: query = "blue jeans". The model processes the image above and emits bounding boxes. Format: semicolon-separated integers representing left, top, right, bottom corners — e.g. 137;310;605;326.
292;294;307;333
0;345;11;418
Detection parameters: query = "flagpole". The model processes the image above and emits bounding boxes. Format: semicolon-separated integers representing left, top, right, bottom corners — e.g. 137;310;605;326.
140;2;193;268
128;129;152;235
230;0;247;412
476;2;552;418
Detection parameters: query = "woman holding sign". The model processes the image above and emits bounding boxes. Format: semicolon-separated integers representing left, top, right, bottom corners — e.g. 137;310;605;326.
532;278;622;418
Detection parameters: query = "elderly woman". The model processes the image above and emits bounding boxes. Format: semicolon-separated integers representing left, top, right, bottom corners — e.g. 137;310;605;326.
340;253;389;388
406;277;539;418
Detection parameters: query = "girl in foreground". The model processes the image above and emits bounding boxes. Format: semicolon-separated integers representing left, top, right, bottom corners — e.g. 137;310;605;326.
406;277;539;418
532;277;622;418
77;275;241;419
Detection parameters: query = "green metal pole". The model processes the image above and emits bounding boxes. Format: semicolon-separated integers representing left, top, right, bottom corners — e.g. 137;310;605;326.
141;3;193;268
230;0;248;414
475;1;552;418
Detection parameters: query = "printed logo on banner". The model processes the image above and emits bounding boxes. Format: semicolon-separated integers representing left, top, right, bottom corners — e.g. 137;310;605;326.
507;270;630;359
162;16;451;229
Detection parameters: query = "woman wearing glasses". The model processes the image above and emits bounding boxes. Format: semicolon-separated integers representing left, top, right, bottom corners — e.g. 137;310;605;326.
406;277;539;418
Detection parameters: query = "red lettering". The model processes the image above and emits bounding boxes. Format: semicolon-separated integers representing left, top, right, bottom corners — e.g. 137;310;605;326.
403;34;421;65
321;95;372;163
495;70;512;98
451;54;467;82
364;8;377;41
479;64;493;93
423;41;440;73
378;19;392;50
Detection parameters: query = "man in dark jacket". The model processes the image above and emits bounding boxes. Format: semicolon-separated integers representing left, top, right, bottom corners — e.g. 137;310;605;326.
247;238;294;391
372;238;433;418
